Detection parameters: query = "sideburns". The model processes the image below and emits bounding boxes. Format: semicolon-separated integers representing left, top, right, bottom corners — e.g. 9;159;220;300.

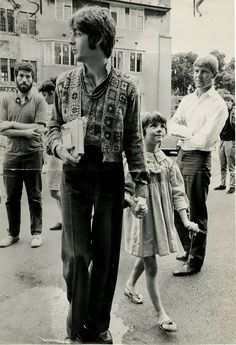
88;35;101;50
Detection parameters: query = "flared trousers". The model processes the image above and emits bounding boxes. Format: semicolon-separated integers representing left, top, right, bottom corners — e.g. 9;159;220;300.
61;146;124;339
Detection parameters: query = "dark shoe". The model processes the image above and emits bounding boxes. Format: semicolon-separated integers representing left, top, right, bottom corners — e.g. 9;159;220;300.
227;187;235;194
94;330;113;344
176;253;188;262
173;264;200;277
66;323;91;343
50;221;62;230
79;324;94;343
0;235;19;248
214;185;226;190
64;336;83;344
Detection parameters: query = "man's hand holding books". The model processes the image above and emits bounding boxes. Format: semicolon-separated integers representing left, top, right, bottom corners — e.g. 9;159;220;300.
56;117;87;166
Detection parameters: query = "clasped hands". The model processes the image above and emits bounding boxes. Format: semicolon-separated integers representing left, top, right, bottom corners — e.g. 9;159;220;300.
55;143;82;166
130;196;148;218
186;221;205;239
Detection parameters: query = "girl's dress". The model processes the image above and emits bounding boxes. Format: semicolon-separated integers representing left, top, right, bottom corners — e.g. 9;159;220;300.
123;150;188;257
45;104;63;191
47;155;63;191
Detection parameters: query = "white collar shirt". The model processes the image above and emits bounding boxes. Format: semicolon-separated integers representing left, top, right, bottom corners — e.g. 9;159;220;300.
168;86;228;151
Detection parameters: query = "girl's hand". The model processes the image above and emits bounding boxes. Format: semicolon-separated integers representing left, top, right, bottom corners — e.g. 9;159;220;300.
186;221;199;232
133;197;148;218
186;221;206;239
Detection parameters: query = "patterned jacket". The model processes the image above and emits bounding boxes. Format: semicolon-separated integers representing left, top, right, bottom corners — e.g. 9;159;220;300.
46;65;148;196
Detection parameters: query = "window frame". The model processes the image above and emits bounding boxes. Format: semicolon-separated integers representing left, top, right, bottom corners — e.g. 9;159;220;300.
110;5;144;31
7;9;15;33
55;0;72;21
28;13;36;36
43;41;75;66
19;11;36;36
129;51;143;73
0;58;16;83
0;8;15;33
111;50;124;71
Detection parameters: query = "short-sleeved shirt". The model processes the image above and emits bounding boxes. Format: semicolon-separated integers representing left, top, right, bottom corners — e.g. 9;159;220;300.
0;90;47;155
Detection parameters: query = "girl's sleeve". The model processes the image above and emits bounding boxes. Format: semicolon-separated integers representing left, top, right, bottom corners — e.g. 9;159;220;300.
123;157;136;208
169;161;189;212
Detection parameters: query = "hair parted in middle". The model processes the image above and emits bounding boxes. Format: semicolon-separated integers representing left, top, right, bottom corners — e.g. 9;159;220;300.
70;6;116;59
38;77;57;93
141;111;167;136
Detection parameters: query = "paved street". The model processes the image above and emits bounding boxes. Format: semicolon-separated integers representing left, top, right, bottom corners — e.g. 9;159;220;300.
0;151;235;345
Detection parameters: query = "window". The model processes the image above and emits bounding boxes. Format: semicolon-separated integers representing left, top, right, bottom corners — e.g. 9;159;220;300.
19;12;36;36
136;53;142;72
19;11;36;36
9;59;15;81
110;6;125;28
20;12;28;34
62;44;69;65
70;47;75;66
29;13;36;35
0;8;15;32
55;43;62;65
111;50;124;71
55;0;72;20
64;2;72;20
44;42;75;66
130;9;136;29
7;10;14;32
0;9;6;31
129;52;143;72
130;53;136;72
0;58;8;81
125;8;129;28
110;5;144;29
137;10;144;30
30;61;37;82
0;58;16;82
111;10;117;25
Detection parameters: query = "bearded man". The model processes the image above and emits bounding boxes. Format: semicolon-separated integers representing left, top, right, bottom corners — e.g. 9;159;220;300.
0;61;46;248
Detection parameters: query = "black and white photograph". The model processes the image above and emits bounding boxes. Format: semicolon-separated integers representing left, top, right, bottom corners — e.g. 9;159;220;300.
0;0;235;344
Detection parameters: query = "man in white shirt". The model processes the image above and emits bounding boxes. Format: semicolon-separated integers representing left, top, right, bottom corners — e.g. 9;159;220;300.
169;54;228;276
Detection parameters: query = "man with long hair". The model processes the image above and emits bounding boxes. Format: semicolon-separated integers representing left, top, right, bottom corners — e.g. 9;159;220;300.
47;6;148;344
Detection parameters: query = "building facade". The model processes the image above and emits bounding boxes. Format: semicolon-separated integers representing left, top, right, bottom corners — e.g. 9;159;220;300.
0;0;171;115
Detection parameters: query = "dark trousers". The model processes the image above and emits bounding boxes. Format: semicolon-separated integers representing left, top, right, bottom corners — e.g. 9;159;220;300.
61;146;124;339
174;149;211;270
3;151;43;237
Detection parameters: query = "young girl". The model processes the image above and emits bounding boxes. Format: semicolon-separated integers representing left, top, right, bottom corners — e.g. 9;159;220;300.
123;111;199;333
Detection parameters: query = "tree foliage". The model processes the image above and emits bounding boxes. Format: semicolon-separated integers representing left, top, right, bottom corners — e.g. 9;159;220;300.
172;51;235;96
171;52;197;95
